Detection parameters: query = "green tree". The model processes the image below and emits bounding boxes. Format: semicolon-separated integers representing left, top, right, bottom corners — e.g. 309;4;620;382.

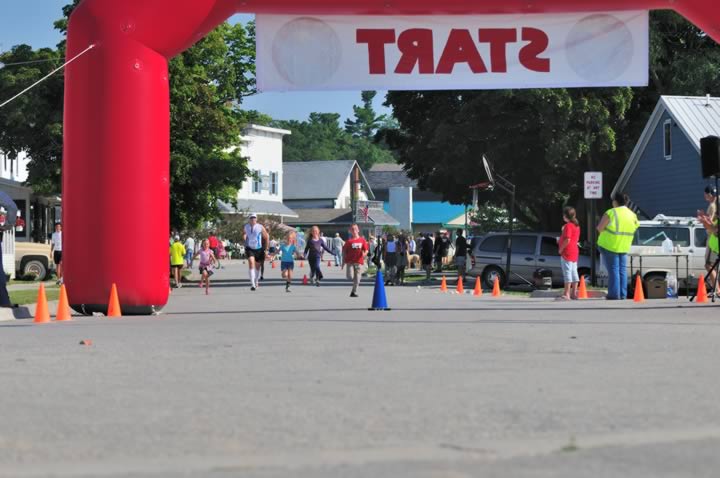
385;88;632;231
274;111;395;170
344;90;387;139
0;45;64;194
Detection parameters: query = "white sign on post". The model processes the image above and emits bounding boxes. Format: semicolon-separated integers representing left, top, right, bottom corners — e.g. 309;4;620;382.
584;172;603;199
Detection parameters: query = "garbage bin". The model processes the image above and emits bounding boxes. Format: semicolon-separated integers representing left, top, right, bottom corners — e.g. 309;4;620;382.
533;268;553;290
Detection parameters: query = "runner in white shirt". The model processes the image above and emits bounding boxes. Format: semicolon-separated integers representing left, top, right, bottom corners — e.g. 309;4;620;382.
51;223;63;285
184;236;196;268
242;213;269;291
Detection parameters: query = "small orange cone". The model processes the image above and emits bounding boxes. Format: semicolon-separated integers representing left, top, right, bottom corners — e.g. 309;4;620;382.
456;276;464;294
492;276;501;297
577;276;588;299
33;283;50;324
633;274;645;303
328;260;332;267
272;261;276;269
473;277;482;296
55;284;72;322
107;283;122;317
440;275;448;292
302;274;309;285
300;261;304;268
696;276;709;304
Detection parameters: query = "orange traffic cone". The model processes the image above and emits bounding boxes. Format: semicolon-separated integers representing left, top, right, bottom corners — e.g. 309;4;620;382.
302;274;309;285
696;276;709;304
473;277;482;296
33;283;50;324
107;283;122;317
633;274;645;303
55;284;72;322
272;261;276;269
440;275;448;292
328;260;332;267
577;276;588;299
492;276;501;297
300;261;304;268
456;276;464;294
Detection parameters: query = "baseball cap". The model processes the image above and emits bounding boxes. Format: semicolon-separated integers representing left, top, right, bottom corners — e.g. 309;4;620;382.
249;213;258;219
704;186;717;195
174;235;180;240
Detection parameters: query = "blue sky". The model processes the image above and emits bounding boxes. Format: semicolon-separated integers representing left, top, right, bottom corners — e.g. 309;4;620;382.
0;1;391;122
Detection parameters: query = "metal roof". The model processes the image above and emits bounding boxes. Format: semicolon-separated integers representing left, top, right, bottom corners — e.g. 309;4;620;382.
218;198;298;218
613;95;720;196
283;160;375;200
284;207;400;226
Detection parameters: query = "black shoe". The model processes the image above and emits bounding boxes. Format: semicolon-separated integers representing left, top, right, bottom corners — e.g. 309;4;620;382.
350;292;358;298
260;276;264;281
250;286;256;291
316;281;320;287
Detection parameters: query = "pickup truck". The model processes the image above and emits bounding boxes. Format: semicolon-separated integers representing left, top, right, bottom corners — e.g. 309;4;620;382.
15;241;53;280
597;215;707;289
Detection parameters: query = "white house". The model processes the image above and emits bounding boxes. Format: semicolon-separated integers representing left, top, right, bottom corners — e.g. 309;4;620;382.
218;124;298;220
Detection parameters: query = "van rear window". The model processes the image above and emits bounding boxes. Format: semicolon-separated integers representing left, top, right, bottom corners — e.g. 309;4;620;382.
633;227;690;247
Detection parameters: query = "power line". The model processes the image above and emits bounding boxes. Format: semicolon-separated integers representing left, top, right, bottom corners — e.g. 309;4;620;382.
0;44;95;109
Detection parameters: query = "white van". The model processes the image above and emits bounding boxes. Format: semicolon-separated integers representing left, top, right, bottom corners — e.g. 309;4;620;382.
597;215;707;289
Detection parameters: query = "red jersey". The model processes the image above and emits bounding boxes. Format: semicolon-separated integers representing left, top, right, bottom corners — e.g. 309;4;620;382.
208;236;219;249
560;223;580;262
343;237;369;264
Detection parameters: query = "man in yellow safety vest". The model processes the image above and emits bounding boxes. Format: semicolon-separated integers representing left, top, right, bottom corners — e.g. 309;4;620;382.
596;192;639;300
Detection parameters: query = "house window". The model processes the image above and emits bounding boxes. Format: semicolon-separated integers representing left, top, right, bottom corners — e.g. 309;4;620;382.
270;172;278;195
252;170;261;193
663;119;672;159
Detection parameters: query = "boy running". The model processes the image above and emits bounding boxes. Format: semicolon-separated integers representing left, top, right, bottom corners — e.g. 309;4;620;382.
280;231;298;292
193;239;217;295
243;213;269;291
342;224;369;297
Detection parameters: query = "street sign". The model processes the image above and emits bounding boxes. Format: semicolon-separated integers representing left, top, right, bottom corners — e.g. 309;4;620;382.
584;172;603;199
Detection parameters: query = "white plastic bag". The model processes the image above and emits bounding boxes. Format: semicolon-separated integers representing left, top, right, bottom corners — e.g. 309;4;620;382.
666;273;678;298
662;237;674;254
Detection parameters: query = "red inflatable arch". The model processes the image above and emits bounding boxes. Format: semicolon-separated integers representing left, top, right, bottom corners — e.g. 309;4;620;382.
64;0;719;314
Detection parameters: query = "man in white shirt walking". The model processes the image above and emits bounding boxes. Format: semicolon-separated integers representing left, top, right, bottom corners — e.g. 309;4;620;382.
51;223;63;285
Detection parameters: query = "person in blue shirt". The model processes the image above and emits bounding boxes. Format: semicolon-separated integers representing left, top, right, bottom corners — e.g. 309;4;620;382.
280;231;299;292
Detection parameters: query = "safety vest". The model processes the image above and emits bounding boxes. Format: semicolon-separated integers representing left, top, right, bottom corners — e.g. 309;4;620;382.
709;220;719;254
597;206;639;253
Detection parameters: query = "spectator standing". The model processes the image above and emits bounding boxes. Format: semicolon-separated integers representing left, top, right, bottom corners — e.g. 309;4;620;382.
169;235;186;288
395;234;409;285
597;193;639;300
698;186;719;294
332;233;345;267
208;233;221;269
0;194;19;307
51;223;63;285
384;234;398;285
184;235;196;268
557;207;581;300
343;224;369;297
420;233;434;282
454;229;468;282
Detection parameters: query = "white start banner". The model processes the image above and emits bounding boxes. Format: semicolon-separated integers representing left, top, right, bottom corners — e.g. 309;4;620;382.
256;12;648;91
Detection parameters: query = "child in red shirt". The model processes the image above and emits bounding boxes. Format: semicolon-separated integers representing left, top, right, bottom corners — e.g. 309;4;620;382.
558;207;581;300
342;224;369;298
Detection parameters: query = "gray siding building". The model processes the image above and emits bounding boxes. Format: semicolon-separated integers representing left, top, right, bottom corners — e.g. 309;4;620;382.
613;95;720;218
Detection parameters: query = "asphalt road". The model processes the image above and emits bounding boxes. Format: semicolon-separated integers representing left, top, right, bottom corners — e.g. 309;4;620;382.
1;260;719;477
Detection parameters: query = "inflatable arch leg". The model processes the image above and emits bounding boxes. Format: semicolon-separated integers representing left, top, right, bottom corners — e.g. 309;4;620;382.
64;0;719;314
